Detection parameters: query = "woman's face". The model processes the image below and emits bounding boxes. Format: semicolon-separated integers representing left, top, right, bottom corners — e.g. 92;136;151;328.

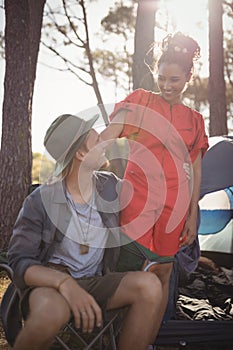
157;63;190;105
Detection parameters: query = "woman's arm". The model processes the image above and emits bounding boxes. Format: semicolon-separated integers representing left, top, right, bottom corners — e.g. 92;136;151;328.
180;152;202;246
100;109;126;142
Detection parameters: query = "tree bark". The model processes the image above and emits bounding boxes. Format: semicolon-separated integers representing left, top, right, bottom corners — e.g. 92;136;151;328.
208;0;228;136
132;0;159;91
0;0;46;251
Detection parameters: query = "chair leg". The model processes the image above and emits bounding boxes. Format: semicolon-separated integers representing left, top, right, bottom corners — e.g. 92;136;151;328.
54;335;73;350
56;311;122;350
98;333;103;350
109;323;117;350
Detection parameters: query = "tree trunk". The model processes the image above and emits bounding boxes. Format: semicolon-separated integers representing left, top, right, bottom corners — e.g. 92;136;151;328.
208;0;228;136
133;0;159;91
0;0;46;251
79;0;109;125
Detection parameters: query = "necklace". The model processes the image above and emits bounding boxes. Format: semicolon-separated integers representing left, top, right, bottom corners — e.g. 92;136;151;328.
65;188;94;255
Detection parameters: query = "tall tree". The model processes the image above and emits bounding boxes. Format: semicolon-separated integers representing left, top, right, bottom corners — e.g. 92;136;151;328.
133;0;159;90
208;0;228;136
0;0;46;251
43;0;109;123
98;2;135;96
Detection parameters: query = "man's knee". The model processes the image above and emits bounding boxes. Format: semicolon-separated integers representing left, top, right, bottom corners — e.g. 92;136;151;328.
29;287;71;329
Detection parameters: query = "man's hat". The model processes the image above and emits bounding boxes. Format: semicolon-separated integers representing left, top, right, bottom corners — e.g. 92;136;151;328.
44;113;99;177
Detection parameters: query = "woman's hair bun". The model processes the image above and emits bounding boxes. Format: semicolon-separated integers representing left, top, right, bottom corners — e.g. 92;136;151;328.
162;32;200;61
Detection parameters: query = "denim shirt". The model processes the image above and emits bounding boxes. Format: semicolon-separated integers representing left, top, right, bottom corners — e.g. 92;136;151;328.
8;171;121;291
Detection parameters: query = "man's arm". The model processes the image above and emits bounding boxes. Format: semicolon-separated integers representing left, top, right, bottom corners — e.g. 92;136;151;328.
8;187;102;333
8;190;49;290
24;265;102;332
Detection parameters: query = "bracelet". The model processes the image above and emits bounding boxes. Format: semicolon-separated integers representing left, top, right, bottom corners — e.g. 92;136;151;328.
57;275;71;291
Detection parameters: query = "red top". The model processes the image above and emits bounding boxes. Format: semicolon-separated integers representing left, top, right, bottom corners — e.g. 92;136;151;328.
110;89;209;255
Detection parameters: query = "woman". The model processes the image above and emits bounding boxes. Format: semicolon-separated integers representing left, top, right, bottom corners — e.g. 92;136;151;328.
101;32;209;329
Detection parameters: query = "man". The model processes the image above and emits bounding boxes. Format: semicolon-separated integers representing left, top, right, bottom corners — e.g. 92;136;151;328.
8;113;162;350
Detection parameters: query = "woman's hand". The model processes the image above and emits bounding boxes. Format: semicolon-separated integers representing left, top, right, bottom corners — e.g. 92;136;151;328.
179;215;197;247
180;153;202;247
183;162;192;180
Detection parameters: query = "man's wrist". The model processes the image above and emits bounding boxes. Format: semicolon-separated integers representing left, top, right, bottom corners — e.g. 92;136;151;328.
57;275;72;291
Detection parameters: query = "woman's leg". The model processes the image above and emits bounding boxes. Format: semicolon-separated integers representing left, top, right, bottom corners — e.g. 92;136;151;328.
148;262;173;334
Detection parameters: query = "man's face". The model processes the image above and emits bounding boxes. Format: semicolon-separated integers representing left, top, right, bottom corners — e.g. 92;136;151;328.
81;129;108;170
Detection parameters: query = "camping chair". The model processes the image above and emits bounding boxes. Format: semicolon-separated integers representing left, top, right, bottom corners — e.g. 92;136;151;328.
0;262;123;350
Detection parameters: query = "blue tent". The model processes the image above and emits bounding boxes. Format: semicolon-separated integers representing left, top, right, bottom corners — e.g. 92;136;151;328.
198;136;233;267
200;136;233;197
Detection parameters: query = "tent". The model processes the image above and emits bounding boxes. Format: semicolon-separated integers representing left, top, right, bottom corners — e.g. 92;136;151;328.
198;136;233;267
156;136;233;347
200;136;233;197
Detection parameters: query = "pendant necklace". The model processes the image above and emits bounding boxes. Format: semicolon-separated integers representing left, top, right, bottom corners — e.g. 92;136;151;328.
66;188;94;255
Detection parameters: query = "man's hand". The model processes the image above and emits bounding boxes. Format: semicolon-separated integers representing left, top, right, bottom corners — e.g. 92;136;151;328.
59;277;102;333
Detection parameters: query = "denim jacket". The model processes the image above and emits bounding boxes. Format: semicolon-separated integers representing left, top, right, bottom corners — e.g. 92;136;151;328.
8;171;121;291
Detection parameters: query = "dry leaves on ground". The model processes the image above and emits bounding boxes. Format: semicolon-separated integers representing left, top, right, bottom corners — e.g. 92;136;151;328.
0;273;11;350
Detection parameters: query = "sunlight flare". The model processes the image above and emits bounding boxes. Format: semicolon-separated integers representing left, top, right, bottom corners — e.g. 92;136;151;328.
162;0;207;33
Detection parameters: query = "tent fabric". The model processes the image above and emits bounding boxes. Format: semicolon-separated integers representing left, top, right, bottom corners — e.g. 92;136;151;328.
198;209;232;234
198;139;233;254
198;187;233;254
198;219;233;255
225;186;233;208
200;137;233;198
